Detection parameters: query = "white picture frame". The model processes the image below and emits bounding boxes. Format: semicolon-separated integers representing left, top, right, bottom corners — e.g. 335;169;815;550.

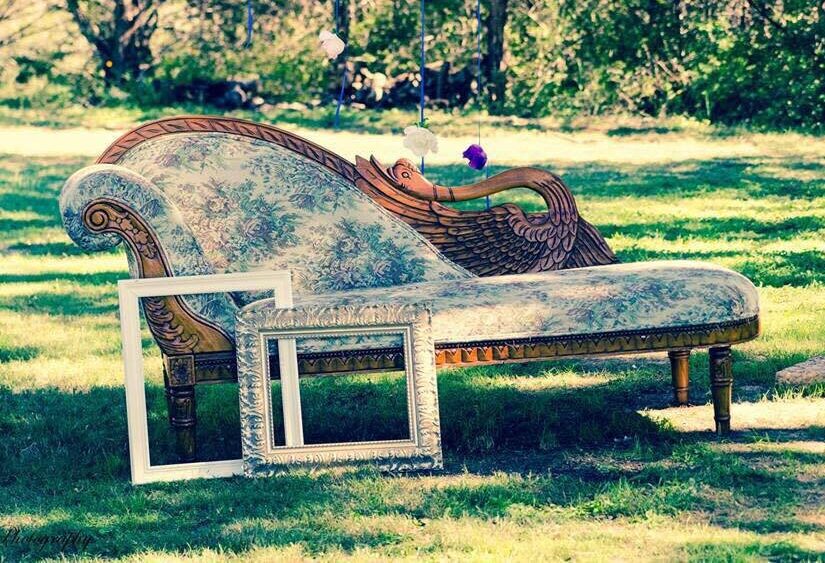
117;270;294;485
236;304;442;476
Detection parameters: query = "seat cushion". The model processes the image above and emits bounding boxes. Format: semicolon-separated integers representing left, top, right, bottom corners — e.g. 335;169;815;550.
255;261;758;352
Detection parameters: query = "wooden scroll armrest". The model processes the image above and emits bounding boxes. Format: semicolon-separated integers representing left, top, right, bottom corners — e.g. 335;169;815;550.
60;165;235;358
354;157;618;274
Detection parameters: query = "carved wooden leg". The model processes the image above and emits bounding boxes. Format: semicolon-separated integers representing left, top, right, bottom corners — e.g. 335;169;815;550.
708;346;733;435
668;350;691;406
167;385;197;462
164;355;197;462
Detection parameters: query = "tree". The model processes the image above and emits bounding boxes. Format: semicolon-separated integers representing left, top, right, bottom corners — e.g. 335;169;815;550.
334;0;351;44
484;0;509;113
65;0;158;87
0;0;55;50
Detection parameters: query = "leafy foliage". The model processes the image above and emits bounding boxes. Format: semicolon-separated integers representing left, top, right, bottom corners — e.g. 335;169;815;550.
2;0;824;128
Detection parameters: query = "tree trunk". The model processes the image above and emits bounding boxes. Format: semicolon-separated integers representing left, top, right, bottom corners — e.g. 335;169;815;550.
484;0;509;113
334;0;350;44
66;0;158;88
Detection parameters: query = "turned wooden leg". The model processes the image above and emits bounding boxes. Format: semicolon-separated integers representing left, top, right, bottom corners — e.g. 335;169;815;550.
164;355;197;462
668;349;691;406
167;385;197;462
708;346;733;435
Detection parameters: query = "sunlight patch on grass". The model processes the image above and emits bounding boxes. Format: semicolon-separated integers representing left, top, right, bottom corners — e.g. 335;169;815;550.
493;373;619;391
649;399;825;433
0;514;52;528
0;209;47;222
719;440;825;455
0;357;125;389
0;279;116;299
0;308;118;355
0;252;126;275
753;162;825;182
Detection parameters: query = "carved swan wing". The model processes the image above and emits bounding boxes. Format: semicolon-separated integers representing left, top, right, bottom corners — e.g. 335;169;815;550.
354;156;617;276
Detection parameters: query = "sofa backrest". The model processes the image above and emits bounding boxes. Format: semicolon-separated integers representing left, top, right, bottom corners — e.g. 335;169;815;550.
114;130;471;300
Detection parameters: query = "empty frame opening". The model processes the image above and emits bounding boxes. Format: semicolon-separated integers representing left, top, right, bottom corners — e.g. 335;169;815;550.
140;293;244;465
266;331;412;447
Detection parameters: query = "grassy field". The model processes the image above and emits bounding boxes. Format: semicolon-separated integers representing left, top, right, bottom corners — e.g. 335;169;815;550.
0;112;824;561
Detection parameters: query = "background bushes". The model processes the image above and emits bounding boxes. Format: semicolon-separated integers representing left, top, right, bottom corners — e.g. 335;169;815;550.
2;0;823;129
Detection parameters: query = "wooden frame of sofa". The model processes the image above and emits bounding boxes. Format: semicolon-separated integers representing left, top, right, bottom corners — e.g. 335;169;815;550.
87;116;759;462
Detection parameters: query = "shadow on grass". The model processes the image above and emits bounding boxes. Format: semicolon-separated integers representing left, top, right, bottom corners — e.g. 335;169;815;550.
0;217;54;233
0;272;124;286
0;292;118;317
5;241;92;256
598;216;825;242
682;539;825;561
1;359;823;559
560;157;825;200
606;125;679;136
614;248;825;287
0;344;39;362
0;191;60;218
0;273;124;317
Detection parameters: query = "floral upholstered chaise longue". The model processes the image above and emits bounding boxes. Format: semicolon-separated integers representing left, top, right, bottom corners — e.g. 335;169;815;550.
60;117;760;462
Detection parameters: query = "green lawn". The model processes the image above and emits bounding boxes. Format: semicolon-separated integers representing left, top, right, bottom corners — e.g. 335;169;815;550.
0;115;824;561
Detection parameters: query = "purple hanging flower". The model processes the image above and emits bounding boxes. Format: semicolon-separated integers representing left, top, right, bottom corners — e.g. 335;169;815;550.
463;144;487;170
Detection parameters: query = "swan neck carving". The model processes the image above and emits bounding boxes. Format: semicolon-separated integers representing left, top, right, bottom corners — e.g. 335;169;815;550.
375;157;577;218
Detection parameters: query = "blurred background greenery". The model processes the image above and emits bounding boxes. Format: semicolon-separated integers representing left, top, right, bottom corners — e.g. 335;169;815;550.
2;0;824;130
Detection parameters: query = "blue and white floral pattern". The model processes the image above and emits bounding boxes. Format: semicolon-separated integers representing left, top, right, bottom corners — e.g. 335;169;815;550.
61;133;471;339
61;133;759;353
60;164;240;331
275;261;759;345
115;133;471;297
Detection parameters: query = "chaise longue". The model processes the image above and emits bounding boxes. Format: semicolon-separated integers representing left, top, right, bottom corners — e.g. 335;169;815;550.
60;116;760;462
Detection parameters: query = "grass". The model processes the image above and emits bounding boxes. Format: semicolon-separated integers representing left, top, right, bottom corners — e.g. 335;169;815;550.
0;112;824;561
0;101;709;136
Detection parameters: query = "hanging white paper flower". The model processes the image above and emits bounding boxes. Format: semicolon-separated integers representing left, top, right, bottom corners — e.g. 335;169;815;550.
403;125;438;158
370;71;388;101
318;30;346;59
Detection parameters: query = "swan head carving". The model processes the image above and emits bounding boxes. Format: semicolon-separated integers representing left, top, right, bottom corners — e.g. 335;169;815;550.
386;158;435;197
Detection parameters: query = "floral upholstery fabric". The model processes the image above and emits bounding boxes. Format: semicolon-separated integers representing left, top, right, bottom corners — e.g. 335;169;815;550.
60;164;240;331
116;133;470;297
61;131;759;354
245;261;759;348
61;132;470;338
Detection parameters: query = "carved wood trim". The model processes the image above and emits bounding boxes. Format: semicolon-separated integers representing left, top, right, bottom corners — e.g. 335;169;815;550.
190;316;759;382
709;346;733;434
355;156;618;274
96;115;359;183
82;198;234;355
434;316;759;366
374;156;577;208
96;116;617;276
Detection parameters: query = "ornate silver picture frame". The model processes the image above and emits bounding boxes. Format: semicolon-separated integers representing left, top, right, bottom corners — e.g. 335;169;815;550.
236;304;442;475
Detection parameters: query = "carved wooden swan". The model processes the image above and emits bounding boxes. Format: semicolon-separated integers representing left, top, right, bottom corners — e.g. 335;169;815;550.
354;156;617;275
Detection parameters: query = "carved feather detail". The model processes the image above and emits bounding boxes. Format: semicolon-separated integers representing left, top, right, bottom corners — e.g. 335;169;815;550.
354;156;618;276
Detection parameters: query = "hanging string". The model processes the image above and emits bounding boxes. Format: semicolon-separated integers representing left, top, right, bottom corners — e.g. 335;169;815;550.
419;0;426;172
333;0;347;129
245;0;253;48
476;0;491;210
476;0;482;148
